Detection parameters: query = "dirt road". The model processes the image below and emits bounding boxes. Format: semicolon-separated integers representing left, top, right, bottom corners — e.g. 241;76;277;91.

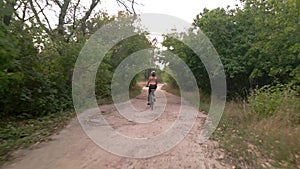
2;84;231;169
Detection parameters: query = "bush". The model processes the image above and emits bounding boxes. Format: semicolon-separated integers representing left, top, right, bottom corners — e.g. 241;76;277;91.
213;85;300;168
248;85;296;118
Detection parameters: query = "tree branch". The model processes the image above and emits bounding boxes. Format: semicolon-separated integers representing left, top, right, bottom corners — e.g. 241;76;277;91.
53;0;62;8
116;0;138;15
14;2;41;23
72;0;81;30
29;0;52;37
80;0;101;34
57;0;71;35
13;1;26;22
131;0;136;15
34;0;53;32
14;1;23;11
21;1;28;21
116;0;132;14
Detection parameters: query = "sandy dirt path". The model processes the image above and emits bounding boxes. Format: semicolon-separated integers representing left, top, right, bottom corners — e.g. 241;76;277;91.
2;84;231;169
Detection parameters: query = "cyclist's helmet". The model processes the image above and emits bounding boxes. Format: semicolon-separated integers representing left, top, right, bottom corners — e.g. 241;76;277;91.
151;71;156;76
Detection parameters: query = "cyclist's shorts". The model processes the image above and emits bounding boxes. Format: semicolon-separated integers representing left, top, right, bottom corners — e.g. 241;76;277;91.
149;84;157;90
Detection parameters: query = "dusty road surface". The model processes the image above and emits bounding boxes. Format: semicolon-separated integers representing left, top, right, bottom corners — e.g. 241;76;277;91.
3;84;231;169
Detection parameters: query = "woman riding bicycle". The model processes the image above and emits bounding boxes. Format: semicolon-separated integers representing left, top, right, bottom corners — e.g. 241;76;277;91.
146;71;158;105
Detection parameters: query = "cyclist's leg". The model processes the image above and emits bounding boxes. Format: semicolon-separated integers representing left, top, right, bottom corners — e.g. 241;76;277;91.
152;85;157;96
151;85;157;102
147;86;151;105
148;85;155;103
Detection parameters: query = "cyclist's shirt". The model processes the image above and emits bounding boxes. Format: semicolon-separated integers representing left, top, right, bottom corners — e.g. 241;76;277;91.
148;76;158;85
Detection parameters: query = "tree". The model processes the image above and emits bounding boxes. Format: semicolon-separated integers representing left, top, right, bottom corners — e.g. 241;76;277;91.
161;0;300;98
0;0;148;118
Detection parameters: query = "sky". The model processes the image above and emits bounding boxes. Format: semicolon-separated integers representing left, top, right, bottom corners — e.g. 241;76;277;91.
101;0;242;23
44;0;242;30
101;0;242;50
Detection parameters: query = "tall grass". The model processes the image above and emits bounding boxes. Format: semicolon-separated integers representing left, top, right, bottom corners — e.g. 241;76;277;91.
213;85;300;168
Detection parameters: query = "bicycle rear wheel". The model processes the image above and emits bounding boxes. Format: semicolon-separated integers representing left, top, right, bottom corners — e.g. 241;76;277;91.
150;91;154;110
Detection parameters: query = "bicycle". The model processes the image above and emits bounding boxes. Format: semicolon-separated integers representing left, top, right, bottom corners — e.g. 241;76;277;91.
147;86;156;110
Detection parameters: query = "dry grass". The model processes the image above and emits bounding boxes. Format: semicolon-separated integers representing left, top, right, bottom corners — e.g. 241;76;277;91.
162;83;300;168
213;93;300;169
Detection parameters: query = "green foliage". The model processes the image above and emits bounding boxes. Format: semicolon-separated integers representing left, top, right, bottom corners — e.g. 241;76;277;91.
160;71;179;89
0;111;74;165
0;10;152;118
161;0;299;98
0;20;74;117
95;32;153;102
248;85;299;119
0;9;152;164
194;8;253;97
160;1;300;167
161;36;209;92
213;85;300;168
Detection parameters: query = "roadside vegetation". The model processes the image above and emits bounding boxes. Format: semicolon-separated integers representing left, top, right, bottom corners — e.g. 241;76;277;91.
160;0;299;168
213;86;300;168
0;0;151;165
0;111;74;165
163;82;299;168
0;0;299;168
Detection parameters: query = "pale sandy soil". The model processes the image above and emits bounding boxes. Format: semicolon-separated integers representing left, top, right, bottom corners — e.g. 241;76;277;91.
2;84;232;169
